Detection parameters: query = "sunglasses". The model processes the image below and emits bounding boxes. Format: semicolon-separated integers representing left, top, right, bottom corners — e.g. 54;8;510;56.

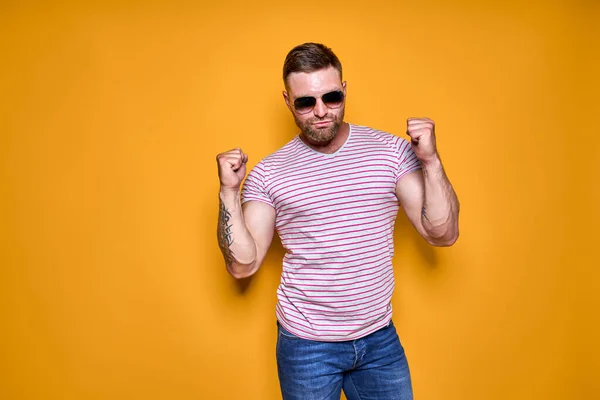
292;90;345;115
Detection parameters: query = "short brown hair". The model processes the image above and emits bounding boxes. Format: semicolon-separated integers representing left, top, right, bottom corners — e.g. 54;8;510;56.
283;43;342;86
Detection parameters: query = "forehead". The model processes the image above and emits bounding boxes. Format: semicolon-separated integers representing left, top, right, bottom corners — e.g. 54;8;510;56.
286;66;342;98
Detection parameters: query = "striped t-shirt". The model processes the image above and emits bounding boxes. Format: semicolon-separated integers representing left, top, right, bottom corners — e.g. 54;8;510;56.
241;123;422;341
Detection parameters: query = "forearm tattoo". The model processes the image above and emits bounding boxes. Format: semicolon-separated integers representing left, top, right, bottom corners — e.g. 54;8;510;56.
421;205;430;222
218;200;235;266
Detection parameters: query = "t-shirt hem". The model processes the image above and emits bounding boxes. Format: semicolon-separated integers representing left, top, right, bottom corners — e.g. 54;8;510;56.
276;314;393;342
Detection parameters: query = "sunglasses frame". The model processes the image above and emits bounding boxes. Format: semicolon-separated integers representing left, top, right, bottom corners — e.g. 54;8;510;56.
292;90;345;115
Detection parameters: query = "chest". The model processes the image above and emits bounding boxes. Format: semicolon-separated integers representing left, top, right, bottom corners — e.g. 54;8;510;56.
269;159;398;221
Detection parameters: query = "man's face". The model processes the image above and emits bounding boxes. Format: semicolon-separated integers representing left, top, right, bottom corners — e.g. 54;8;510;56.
284;66;346;144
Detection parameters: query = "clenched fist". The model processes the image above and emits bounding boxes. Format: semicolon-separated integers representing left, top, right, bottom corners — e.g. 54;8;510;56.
216;148;248;191
406;117;438;165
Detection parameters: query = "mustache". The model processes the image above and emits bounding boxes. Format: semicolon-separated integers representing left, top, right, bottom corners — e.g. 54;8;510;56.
309;116;336;123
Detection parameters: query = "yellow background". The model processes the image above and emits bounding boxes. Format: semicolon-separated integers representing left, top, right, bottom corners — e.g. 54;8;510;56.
1;1;598;399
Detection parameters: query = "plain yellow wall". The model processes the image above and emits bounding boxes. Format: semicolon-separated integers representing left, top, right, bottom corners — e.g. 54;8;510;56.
1;1;598;399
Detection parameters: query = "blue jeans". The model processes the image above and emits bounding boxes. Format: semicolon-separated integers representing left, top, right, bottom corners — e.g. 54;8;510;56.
276;320;413;400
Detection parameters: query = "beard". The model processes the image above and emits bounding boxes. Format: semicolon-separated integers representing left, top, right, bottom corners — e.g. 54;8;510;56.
294;108;345;144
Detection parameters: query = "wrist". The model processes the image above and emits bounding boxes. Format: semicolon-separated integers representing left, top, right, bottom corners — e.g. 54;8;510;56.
421;154;442;170
219;187;241;200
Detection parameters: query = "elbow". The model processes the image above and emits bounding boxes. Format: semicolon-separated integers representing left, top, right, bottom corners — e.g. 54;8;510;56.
422;217;459;247
426;230;459;247
227;262;259;279
431;235;458;247
228;270;255;280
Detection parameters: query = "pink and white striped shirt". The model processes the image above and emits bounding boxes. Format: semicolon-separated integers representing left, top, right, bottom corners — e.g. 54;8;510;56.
241;124;422;341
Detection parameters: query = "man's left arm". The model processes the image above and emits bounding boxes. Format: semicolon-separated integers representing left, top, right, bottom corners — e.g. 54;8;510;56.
395;117;460;247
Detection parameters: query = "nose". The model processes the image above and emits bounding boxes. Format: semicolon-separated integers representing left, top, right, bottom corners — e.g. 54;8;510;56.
313;98;328;118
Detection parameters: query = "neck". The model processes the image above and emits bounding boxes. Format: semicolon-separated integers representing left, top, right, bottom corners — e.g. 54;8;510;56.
300;122;350;154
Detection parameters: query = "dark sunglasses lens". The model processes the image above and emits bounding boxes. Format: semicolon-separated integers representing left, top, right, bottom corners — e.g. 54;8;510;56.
294;97;316;113
322;91;344;108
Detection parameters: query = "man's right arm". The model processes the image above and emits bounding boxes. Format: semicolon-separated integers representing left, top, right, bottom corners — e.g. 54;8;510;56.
218;191;275;279
216;148;275;279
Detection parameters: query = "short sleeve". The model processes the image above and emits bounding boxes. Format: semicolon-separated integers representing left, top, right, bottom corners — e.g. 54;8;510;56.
241;161;275;207
395;138;422;182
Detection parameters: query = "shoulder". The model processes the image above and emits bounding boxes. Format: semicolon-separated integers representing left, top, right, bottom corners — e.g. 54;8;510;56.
261;136;303;166
247;136;304;178
350;123;408;151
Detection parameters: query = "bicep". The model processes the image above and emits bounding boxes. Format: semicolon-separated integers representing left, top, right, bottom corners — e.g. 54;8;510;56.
242;200;276;267
395;169;428;239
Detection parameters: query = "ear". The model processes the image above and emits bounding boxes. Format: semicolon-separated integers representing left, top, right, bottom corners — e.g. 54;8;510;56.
283;91;291;108
342;81;347;96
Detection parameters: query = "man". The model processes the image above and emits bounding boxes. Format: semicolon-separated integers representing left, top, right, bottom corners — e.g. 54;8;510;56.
216;43;459;400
